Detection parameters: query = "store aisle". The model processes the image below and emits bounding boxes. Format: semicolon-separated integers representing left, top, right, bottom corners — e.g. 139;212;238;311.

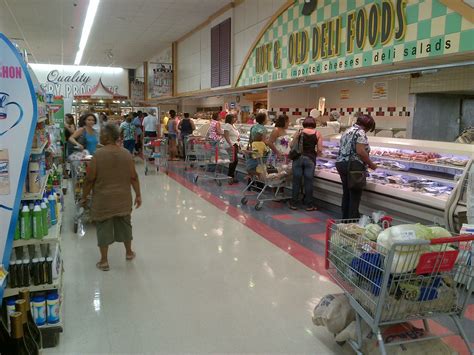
44;163;347;354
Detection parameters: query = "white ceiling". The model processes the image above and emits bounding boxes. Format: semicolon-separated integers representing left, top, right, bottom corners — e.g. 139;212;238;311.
0;0;230;68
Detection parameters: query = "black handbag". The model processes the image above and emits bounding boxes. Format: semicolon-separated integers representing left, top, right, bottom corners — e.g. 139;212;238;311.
288;130;303;161
347;130;367;190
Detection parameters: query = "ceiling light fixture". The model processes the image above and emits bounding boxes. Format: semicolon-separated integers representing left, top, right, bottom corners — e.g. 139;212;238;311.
74;0;100;65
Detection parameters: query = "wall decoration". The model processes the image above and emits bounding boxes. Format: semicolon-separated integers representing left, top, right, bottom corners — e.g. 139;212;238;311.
340;89;350;100
236;0;474;87
130;78;145;101
372;82;388;100
148;63;173;99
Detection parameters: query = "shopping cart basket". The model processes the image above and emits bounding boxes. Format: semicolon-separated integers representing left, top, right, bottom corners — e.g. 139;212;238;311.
240;150;291;211
143;137;168;175
188;137;231;186
68;152;92;234
325;218;474;355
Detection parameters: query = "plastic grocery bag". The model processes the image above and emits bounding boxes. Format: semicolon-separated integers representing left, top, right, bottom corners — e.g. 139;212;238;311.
76;207;86;239
312;294;355;334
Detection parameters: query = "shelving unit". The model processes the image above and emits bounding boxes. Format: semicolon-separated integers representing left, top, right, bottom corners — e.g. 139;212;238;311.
31;140;48;155
3;270;62;298
22;170;50;201
13;214;62;247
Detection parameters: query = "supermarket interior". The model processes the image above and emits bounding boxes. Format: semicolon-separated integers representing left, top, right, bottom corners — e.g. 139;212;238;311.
1;0;474;354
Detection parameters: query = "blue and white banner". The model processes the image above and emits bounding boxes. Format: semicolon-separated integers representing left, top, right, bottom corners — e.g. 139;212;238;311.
0;33;37;289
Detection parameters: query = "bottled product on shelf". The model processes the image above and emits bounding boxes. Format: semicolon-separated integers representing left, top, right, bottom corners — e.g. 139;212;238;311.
18;289;42;348
31;295;46;326
15;299;39;354
8;312;30;355
0;316;12;354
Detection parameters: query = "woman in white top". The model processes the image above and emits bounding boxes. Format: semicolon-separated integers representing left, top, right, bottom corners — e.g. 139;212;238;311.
222;113;240;184
267;114;291;168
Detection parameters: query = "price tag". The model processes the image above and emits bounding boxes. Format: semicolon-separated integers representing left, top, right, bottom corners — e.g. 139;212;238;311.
400;230;417;240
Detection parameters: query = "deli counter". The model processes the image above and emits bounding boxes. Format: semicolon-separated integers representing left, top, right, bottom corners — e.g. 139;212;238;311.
234;124;474;231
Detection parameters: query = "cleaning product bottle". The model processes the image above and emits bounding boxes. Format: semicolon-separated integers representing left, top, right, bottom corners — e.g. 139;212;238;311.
54;192;61;222
40;200;48;237
20;205;32;240
14;219;20;240
32;203;43;240
48;193;57;226
43;194;50;228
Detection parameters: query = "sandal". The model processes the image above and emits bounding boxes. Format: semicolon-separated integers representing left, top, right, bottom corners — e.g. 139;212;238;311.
126;252;136;261
305;206;318;211
96;262;110;271
288;203;298;210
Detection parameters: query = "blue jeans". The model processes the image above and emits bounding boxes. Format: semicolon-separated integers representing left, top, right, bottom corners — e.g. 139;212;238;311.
291;155;315;206
123;139;135;154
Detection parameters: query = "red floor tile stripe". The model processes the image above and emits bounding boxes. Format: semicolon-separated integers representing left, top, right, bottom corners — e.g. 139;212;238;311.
167;170;329;278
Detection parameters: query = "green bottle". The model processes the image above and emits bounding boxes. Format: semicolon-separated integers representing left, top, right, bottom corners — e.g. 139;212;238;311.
20;205;32;240
32;202;43;239
14;219;21;240
40;201;49;237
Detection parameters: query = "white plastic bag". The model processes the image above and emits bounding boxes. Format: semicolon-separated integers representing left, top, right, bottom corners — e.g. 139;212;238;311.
312;294;355;334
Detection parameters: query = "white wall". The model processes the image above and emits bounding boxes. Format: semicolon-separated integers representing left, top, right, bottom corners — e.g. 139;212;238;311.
176;0;288;94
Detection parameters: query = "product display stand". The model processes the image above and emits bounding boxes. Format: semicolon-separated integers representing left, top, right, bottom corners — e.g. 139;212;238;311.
0;39;65;348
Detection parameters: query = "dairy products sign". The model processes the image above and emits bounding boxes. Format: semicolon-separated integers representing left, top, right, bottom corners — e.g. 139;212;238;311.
0;33;37;283
29;63;128;98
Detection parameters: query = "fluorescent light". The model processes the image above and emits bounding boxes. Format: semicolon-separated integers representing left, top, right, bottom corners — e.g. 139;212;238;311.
31;63;123;73
74;0;100;65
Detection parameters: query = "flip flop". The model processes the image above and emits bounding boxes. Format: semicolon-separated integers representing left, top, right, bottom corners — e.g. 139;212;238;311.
288;203;298;210
126;252;136;261
96;262;110;271
305;206;318;211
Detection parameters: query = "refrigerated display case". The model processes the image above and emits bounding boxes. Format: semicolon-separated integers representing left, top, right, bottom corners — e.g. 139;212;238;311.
235;124;473;231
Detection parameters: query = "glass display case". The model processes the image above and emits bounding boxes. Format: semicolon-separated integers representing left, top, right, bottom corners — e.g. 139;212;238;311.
234;124;473;230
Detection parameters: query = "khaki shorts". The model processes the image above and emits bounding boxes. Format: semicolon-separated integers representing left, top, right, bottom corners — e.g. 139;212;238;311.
96;215;133;247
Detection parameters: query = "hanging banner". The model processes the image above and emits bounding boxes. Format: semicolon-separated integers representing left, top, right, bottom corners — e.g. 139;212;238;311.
49;96;65;140
236;0;474;87
0;33;37;294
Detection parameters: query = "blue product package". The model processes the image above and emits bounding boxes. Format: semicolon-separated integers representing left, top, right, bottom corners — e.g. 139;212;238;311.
32;295;46;326
351;253;385;295
46;292;60;324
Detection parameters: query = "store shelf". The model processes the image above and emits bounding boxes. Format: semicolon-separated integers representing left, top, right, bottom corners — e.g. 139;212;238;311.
30;141;48;155
38;116;48;123
13;213;62;247
23;171;50;201
3;274;61;298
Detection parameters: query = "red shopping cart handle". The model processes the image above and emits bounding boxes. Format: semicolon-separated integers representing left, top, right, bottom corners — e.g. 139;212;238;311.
429;234;474;244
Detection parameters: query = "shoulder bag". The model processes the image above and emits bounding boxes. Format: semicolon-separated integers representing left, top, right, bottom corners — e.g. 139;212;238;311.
347;130;367;190
288;129;303;161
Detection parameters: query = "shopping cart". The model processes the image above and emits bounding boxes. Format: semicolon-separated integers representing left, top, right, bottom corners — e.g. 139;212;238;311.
325;218;474;355
188;137;231;186
143;137;168;175
240;150;291;210
68;152;92;234
184;135;200;170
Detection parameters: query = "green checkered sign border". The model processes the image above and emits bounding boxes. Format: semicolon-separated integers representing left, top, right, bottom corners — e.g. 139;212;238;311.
236;0;474;88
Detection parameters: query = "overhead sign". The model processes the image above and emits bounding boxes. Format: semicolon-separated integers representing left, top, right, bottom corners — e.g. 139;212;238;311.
0;33;37;292
29;63;128;99
236;0;474;87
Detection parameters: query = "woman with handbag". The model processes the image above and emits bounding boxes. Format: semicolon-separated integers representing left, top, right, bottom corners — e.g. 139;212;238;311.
288;116;323;211
335;114;377;219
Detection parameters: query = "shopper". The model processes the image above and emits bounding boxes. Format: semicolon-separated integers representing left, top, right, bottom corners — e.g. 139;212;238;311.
143;109;159;138
81;123;141;271
178;112;195;159
222;113;240;184
69;113;99;154
167;110;179;160
335;114;377;219
207;112;224;143
267;114;291;167
162;113;169;138
289;116;322;211
132;112;143;154
120;114;136;154
64;113;76;157
249;112;268;145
